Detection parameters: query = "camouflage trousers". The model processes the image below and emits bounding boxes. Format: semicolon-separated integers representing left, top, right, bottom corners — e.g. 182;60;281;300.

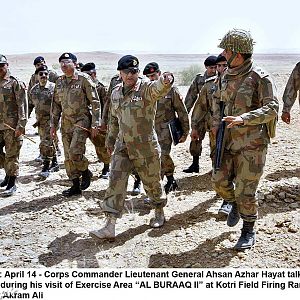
90;131;111;164
38;120;55;159
159;139;174;177
0;129;23;176
101;149;167;218
211;145;267;222
189;125;206;156
61;124;89;180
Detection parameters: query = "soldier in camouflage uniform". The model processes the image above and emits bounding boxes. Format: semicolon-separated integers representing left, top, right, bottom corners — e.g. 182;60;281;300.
81;62;111;179
0;54;27;196
28;65;59;178
183;56;217;173
191;54;232;215
28;56;60;162
211;29;279;249
143;62;189;194
51;53;100;197
89;55;174;240
281;62;300;124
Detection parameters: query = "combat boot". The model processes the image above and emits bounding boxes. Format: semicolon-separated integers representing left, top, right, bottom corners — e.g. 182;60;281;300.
150;207;165;228
131;175;141;196
218;200;232;216
35;153;43;163
50;156;60;172
0;174;9;187
89;215;116;241
183;156;199;173
164;175;178;194
100;164;110;179
39;159;51;178
227;202;240;227
62;178;82;197
81;169;93;190
234;221;256;250
2;176;17;197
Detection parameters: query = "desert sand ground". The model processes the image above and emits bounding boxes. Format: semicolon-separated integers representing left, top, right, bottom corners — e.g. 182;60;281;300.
0;52;299;268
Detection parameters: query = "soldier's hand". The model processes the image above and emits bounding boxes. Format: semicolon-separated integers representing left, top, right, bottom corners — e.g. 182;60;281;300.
50;126;57;138
15;129;23;138
281;112;291;124
190;129;199;141
91;127;98;139
99;123;107;132
179;135;187;143
162;72;174;84
223;116;244;128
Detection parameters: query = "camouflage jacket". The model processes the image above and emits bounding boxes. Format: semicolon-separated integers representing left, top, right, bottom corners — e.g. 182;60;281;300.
28;69;58;111
212;59;279;151
282;62;300;113
102;74;122;125
51;71;100;129
0;71;27;131
94;79;108;118
184;71;212;113
28;81;55;123
191;75;218;131
155;86;189;142
106;77;173;159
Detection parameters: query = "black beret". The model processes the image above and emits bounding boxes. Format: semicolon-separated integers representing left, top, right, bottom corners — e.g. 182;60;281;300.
0;54;8;64
204;55;217;66
143;62;160;75
35;65;48;75
215;54;227;64
81;62;96;72
33;56;45;65
117;55;139;70
59;52;77;62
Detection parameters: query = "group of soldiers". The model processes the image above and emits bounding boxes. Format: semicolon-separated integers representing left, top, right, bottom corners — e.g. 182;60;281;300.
1;28;298;251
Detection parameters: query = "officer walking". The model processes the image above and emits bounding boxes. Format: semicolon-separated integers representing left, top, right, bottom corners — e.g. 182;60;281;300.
143;62;189;193
90;55;174;240
28;65;59;178
0;54;27;196
211;29;279;249
51;53;100;197
183;56;217;173
81;62;111;179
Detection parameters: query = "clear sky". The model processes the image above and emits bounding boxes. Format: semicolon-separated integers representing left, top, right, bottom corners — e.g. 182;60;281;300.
2;0;300;55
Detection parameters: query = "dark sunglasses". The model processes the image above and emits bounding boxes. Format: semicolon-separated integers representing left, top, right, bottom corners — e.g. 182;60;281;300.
122;68;139;75
38;71;49;76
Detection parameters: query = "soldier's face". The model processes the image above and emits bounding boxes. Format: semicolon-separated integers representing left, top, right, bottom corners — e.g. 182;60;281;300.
60;59;76;76
146;72;160;81
38;71;49;86
216;62;227;74
205;65;217;76
0;63;8;78
120;69;139;87
222;49;242;68
35;61;45;69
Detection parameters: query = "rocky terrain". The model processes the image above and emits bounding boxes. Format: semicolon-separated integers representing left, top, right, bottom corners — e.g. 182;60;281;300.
0;52;299;268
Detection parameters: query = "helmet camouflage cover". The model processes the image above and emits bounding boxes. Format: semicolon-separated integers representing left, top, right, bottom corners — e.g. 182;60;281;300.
218;29;254;54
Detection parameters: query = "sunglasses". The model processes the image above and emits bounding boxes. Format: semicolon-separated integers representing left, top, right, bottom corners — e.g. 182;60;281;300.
217;64;227;67
122;68;139;75
38;71;49;76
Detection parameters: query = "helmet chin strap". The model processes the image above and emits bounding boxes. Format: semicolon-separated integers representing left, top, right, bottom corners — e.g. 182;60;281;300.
227;52;237;68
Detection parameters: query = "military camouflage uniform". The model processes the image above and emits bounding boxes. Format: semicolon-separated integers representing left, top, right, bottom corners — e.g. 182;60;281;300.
211;59;279;221
155;86;189;177
191;75;218;158
51;71;100;180
29;82;56;159
0;71;27;176
89;79;110;164
282;62;300;113
102;77;172;218
185;71;213;156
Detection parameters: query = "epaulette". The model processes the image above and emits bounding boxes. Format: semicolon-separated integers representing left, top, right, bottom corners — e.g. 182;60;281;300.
79;72;90;80
253;66;269;78
205;75;218;83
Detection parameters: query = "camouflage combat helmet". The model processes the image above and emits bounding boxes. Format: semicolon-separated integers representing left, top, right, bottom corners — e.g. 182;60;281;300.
218;29;254;54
